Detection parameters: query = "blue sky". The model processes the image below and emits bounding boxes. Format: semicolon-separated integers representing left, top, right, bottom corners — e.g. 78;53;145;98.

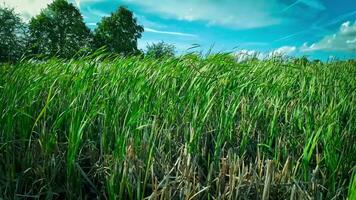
2;0;356;60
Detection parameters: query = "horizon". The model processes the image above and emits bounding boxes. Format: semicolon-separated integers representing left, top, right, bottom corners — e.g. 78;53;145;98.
1;0;356;60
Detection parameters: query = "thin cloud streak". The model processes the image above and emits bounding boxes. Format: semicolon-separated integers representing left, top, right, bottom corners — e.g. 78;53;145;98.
275;10;356;42
145;28;198;37
324;10;356;27
283;0;325;12
87;6;109;17
274;30;307;42
122;0;283;29
282;0;302;12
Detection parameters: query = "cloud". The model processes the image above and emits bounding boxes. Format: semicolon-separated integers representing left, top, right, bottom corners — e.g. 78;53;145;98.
0;0;93;20
323;10;356;27
0;0;53;21
274;10;356;43
299;0;325;10
234;50;262;62
145;28;197;37
74;0;80;8
87;22;97;26
346;38;356;44
134;14;167;29
301;21;356;52
283;0;325;12
234;46;297;61
274;30;307;42
72;0;102;9
123;0;284;29
271;46;297;55
87;6;109;17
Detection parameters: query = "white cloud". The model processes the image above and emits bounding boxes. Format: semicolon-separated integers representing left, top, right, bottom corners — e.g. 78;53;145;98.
87;22;97;26
0;0;102;20
74;0;80;8
234;50;263;62
271;46;296;55
72;0;102;9
145;28;197;37
346;38;356;44
234;46;297;61
340;21;356;35
301;21;356;52
123;0;284;29
0;0;53;21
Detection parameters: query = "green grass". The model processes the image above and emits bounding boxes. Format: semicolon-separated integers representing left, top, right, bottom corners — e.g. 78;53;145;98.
0;54;355;199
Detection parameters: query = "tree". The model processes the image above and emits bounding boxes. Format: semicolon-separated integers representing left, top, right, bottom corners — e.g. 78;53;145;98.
293;56;309;66
0;6;27;62
94;6;144;56
28;0;90;58
146;41;175;58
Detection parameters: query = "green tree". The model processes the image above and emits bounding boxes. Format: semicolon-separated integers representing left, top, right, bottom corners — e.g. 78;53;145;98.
28;0;90;58
94;6;144;56
146;41;175;58
0;6;27;62
293;56;309;66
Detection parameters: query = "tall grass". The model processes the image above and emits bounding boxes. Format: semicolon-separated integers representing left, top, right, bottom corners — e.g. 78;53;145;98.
0;54;355;199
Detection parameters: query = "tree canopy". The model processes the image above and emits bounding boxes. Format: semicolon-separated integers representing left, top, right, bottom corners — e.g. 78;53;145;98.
94;6;144;56
28;0;91;58
146;41;176;58
0;6;27;62
0;2;146;61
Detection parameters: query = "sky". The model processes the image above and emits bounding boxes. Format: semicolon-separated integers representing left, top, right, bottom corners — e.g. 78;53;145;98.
1;0;356;60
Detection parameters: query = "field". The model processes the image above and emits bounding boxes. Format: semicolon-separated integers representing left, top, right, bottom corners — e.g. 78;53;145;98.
0;54;355;199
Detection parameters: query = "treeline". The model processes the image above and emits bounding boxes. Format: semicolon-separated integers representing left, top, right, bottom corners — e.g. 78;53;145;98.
0;0;175;62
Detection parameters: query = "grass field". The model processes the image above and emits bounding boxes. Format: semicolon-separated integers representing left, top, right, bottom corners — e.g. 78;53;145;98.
0;54;355;199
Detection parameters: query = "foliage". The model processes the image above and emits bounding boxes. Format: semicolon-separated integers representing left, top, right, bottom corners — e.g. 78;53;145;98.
146;41;175;58
293;56;310;66
0;55;355;199
94;6;144;56
28;0;91;58
0;6;27;62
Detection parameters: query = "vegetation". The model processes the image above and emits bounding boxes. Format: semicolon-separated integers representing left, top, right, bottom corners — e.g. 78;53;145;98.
93;6;144;56
146;41;176;59
0;2;145;61
28;0;91;58
0;6;27;62
0;54;355;199
0;1;354;200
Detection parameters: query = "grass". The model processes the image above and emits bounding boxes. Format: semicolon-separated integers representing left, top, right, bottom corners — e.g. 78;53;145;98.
0;54;355;199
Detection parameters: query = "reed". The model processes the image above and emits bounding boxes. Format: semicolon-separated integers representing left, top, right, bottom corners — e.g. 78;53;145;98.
0;55;355;199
